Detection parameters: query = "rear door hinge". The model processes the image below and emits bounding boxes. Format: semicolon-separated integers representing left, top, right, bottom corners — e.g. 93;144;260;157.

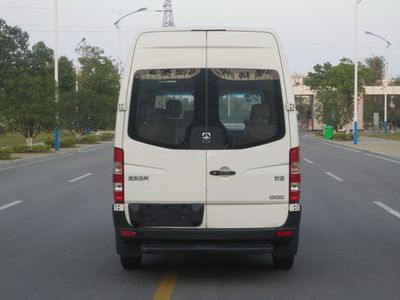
118;103;127;111
286;102;295;111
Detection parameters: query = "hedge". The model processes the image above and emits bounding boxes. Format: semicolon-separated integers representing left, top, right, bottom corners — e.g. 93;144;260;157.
97;132;114;141
79;135;98;144
333;132;354;141
11;145;52;153
0;147;12;160
45;137;77;148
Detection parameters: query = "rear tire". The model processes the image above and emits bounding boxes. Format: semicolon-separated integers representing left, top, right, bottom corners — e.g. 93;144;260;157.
273;255;294;270
120;255;142;270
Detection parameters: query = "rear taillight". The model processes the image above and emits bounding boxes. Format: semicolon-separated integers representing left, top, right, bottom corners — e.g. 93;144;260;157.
118;229;136;238
289;147;301;203
113;147;124;203
276;229;295;238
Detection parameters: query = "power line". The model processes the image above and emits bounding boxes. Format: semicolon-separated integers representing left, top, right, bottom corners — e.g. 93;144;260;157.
0;5;135;12
13;23;117;29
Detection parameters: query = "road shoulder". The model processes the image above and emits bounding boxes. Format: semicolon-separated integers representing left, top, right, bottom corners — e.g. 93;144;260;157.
0;142;112;169
303;133;400;160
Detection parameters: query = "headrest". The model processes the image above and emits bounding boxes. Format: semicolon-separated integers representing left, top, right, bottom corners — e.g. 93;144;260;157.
166;99;183;118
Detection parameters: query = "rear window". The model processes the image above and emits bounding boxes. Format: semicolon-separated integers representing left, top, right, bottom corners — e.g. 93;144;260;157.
128;68;285;149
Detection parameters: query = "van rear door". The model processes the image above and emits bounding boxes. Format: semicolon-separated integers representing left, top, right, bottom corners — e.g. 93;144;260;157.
205;31;291;228
123;32;208;228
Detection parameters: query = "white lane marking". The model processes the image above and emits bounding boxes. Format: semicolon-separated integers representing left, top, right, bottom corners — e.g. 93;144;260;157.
325;171;344;182
374;201;400;219
363;153;400;165
304;158;314;164
68;173;93;183
0;200;23;211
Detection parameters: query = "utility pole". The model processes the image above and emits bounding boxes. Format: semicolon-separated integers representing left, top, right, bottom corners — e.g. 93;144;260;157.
74;37;86;92
54;0;60;151
353;0;362;145
162;0;175;27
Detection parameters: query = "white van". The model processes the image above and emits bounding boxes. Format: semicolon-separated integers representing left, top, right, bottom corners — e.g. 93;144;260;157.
113;28;301;270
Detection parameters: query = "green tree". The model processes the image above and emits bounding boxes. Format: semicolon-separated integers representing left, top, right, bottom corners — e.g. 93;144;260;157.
78;45;119;97
0;40;55;148
0;18;29;89
0;18;30;131
314;89;352;131
295;96;312;123
305;58;371;130
58;56;76;93
364;55;385;85
60;44;119;139
60;90;109;139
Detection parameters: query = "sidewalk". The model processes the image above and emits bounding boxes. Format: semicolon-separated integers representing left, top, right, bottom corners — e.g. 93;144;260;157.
0;142;112;169
329;136;400;158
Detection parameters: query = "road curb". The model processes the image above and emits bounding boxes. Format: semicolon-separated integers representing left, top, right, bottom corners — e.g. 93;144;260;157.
303;134;400;161
0;142;112;169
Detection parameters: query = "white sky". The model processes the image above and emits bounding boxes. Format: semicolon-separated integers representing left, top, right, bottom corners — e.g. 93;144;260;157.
1;0;399;77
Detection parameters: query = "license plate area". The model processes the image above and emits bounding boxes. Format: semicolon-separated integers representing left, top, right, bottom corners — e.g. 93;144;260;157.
129;204;204;227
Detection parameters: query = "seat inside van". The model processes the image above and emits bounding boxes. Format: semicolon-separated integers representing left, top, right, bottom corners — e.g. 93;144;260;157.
242;104;277;144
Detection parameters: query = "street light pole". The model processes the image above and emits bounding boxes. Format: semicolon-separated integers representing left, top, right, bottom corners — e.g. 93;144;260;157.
117;22;122;74
74;37;86;92
353;0;362;145
365;31;392;133
54;0;60;151
113;7;147;74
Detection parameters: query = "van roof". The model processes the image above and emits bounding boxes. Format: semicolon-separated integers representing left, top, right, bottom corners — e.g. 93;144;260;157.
133;27;279;35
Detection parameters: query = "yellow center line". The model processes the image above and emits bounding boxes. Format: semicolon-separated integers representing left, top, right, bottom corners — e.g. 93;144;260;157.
153;256;182;300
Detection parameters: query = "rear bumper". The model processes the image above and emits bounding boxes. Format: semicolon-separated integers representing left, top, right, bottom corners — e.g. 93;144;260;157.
113;207;301;255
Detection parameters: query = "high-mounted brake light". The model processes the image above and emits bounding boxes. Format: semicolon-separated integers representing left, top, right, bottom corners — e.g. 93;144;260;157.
289;147;301;203
113;147;124;203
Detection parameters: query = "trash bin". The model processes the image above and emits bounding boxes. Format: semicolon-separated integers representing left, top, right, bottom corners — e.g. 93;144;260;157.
323;126;334;140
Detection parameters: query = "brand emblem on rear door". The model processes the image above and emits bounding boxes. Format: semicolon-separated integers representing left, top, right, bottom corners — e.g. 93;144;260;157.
201;132;211;144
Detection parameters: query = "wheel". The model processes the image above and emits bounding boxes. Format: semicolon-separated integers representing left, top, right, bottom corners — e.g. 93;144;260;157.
273;255;294;270
120;255;142;270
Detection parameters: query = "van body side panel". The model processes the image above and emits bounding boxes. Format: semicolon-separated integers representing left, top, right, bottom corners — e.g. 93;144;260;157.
274;36;299;149
123;31;207;228
206;31;290;228
115;39;136;150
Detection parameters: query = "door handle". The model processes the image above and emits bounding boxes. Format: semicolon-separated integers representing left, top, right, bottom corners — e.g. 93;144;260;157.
209;170;236;176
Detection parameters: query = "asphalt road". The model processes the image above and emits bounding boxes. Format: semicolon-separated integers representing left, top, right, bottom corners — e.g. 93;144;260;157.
1;136;400;300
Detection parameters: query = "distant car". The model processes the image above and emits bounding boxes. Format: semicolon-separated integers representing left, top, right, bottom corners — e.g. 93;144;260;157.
112;28;301;270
